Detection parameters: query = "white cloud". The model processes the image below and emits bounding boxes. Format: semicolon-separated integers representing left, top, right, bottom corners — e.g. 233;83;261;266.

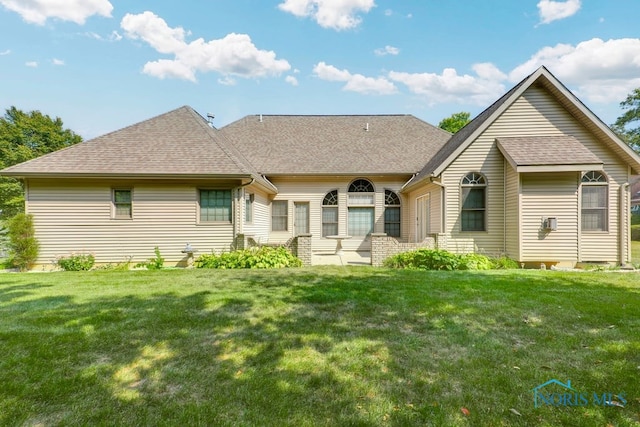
121;11;290;82
218;76;237;86
509;38;640;103
313;61;396;95
384;9;392;16
0;0;112;25
374;45;399;56
537;0;581;25
84;30;122;42
285;75;299;86
0;49;10;55
278;0;375;30
388;64;507;106
52;58;64;66
25;61;38;67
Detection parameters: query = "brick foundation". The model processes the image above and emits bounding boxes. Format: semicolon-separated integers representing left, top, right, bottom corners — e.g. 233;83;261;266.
370;233;436;267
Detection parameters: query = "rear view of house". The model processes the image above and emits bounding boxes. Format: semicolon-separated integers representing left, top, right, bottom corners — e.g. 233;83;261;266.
3;66;640;268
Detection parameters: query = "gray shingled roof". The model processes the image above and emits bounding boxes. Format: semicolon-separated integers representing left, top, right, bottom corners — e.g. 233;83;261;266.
496;136;602;167
2;106;268;183
219;115;451;175
406;77;529;187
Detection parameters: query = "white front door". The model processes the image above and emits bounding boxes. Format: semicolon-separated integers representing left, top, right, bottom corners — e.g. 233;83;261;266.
416;195;430;242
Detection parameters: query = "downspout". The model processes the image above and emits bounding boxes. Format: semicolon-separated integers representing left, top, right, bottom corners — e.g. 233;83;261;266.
233;178;255;238
619;182;630;266
429;175;446;241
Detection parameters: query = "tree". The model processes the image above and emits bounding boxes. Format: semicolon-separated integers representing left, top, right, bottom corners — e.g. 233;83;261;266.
0;107;82;219
438;111;471;134
612;88;640;152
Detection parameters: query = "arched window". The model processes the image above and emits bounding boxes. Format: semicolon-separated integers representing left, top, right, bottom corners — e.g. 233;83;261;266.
581;171;608;231
322;190;338;237
384;190;401;237
348;178;375;236
461;172;486;232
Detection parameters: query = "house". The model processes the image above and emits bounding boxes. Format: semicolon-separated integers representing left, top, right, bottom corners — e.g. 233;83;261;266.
3;66;640;268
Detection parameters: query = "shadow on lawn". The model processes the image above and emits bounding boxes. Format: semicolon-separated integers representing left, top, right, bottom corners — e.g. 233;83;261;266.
0;269;638;426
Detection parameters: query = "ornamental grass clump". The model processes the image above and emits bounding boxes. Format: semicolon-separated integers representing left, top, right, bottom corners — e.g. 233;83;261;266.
196;246;302;269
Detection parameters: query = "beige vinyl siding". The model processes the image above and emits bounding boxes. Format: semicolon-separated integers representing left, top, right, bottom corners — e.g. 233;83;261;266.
520;172;578;261
441;137;505;255
504;161;520;259
242;187;271;245
406;182;443;241
26;179;236;266
505;85;627;262
268;176;409;252
439;83;629;262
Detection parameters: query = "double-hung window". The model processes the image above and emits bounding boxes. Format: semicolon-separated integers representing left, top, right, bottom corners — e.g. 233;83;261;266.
581;171;608;232
113;189;132;219
384;190;401;237
272;200;288;231
461;172;486;232
347;179;375;237
322;190;338;237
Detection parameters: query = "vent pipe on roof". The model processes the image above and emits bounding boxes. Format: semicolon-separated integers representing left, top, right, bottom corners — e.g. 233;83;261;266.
365;122;369;131
206;113;215;128
259;114;263;123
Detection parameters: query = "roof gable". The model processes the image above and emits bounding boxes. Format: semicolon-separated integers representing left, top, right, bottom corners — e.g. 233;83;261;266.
405;66;640;189
219;114;451;175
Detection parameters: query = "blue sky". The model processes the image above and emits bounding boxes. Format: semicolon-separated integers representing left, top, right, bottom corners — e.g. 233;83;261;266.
1;0;639;139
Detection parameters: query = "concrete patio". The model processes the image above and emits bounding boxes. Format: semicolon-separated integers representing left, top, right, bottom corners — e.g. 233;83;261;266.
311;251;371;266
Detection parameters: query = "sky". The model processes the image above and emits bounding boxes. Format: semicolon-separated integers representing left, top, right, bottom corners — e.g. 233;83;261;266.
0;0;639;140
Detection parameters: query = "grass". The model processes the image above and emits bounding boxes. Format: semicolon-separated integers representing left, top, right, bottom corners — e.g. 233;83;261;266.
0;268;639;426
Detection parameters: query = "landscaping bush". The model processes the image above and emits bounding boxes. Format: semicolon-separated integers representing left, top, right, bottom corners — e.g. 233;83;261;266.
56;253;95;271
632;224;640;241
5;213;39;271
491;255;520;270
383;248;461;270
384;248;517;271
196;246;302;269
458;252;494;270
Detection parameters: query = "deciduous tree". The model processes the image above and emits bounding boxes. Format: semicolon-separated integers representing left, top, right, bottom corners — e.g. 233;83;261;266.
612;88;640;152
0;107;82;219
438;111;471;134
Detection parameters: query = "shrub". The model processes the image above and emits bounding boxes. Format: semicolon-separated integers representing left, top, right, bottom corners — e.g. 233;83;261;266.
6;213;39;271
56;253;95;271
136;246;164;270
383;248;461;270
491;256;520;270
196;246;302;269
384;248;513;271
458;253;493;270
632;224;640;241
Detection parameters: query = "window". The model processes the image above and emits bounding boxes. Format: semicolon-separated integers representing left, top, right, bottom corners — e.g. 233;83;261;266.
272;200;288;231
200;190;232;222
348;179;374;236
113;189;132;219
322;190;338;237
245;193;254;223
384;190;401;237
581;171;608;231
461;172;486;232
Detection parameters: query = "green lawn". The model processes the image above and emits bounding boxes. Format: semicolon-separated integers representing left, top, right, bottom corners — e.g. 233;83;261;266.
1;268;639;426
